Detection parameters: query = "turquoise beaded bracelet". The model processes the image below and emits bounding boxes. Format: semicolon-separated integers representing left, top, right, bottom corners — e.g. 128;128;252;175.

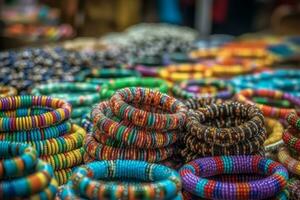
100;77;169;100
58;160;182;200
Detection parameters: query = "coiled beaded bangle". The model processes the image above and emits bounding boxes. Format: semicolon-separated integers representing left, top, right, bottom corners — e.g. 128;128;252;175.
172;79;234;100
282;126;300;152
59;160;182;200
0;141;38;178
0;121;72;142
31;82;101;107
100;77;169;100
92;101;178;148
184;97;222;109
0;159;54;199
0;96;72;131
179;155;288;200
28;124;86;156
84;134;174;162
0;86;17;97
186;101;265;146
264;118;284;148
278;147;300;175
110;87;187;130
235;89;300;119
286;112;300;130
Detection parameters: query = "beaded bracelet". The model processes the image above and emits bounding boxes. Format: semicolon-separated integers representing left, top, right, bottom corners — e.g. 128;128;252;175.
0;96;71;131
184;97;222;109
186;101;265;146
29;124;86;156
31;82;101;106
110;87;187;130
61;160;182;200
159;63;213;82
40;147;84;170
76;68;141;82
27;177;58;200
282;126;300;152
286;112;300;130
287;178;300;200
54;167;73;186
264;118;284;148
278;147;300;175
0;85;17;98
100;77;169;100
0;121;72;142
0;159;54;199
0;141;37;178
179;155;288;200
182;129;266;157
172;79;234;100
235;89;300;119
92;101;178;148
84;134;174;162
0;107;51;118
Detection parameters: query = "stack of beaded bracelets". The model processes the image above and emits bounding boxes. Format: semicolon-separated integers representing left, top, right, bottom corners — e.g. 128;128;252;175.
0;141;58;199
31;82;101;124
159;63;213;82
0;95;86;185
75;68;141;85
100;77;169;100
235;89;300;119
179;155;288;200
171;79;234;100
182;101;266;162
84;87;187;162
278;112;300;176
0;85;17;98
57;160;182;200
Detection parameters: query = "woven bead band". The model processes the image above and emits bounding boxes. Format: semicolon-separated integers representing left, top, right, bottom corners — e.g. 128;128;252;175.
235;89;300;119
278;147;300;176
59;160;182;200
282;126;300;152
286;112;300;130
100;77;169;100
179;155;288;200
0;95;71;131
110;87;187;130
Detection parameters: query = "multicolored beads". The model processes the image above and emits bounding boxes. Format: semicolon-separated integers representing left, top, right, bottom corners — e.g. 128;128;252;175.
58;160;182;200
0;141;58;199
235;89;300;119
179;155;288;200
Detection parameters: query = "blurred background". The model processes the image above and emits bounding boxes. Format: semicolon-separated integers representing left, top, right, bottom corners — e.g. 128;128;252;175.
1;0;300;50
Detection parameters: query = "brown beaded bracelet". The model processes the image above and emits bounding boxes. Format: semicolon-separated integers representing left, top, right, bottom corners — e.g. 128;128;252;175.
184;97;222;110
186;101;265;146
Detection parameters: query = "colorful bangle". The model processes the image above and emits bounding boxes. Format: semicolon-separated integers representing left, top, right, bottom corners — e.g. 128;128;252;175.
92;101;178;148
54;167;73;186
172;79;234;100
76;68;141;82
286;112;300;130
159;63;213;82
29;124;86;156
0;95;71;131
100;77;169;100
0;159;54;199
282;126;300;152
179;155;288;200
31;82;101;107
0;141;38;178
186;101;265;146
61;160;182;200
264;118;284;147
40;147;84;170
235;89;300;119
0;121;72;142
26;177;58;200
278;147;300;175
184;97;222;110
0;86;17;98
110;87;187;130
84;133;174;162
